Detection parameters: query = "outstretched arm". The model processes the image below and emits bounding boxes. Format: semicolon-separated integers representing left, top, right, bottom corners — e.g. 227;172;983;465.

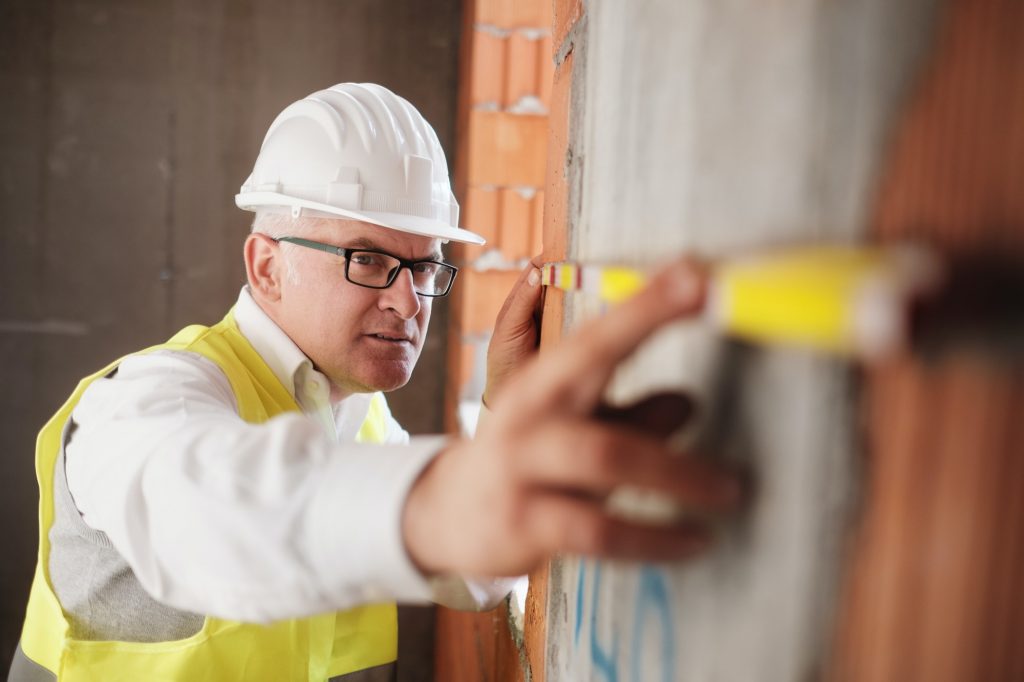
403;257;741;578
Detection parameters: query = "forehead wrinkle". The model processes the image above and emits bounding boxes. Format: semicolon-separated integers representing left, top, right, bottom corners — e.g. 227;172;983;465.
344;236;444;261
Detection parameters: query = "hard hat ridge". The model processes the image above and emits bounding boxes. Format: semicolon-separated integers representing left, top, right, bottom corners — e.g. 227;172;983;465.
236;82;484;245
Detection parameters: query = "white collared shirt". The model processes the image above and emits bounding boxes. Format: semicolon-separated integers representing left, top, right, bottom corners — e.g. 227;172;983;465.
64;287;504;623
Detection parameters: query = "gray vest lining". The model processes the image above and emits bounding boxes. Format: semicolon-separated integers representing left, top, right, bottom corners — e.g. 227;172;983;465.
49;413;206;642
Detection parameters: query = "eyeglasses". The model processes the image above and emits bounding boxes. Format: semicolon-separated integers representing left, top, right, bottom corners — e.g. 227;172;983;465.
272;236;458;297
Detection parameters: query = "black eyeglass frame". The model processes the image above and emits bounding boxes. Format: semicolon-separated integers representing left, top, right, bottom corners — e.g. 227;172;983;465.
272;236;459;297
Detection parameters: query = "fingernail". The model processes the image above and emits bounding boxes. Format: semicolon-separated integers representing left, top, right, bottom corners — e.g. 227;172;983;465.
527;268;540;287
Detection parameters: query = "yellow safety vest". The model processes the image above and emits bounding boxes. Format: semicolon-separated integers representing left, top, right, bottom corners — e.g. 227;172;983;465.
17;309;398;681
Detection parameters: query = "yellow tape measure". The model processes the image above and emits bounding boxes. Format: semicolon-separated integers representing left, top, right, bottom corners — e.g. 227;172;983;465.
541;263;648;304
541;245;941;358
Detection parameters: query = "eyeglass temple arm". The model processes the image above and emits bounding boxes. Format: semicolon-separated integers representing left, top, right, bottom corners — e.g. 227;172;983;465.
275;236;456;276
273;236;346;257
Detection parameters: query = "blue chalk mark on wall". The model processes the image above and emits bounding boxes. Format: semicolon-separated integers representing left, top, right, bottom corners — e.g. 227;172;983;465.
572;560;675;682
574;558;586;646
631;566;675;682
589;562;620;681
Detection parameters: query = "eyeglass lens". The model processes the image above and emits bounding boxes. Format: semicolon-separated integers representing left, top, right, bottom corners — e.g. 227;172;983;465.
347;251;454;295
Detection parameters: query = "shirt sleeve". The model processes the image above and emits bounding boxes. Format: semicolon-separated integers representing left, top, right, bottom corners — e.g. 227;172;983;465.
373;396;514;610
65;349;442;623
428;574;517;611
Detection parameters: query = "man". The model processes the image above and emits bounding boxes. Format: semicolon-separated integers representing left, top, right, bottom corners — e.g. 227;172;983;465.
10;84;740;681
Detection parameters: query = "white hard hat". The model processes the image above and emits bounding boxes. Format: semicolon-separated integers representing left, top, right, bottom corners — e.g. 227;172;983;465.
236;83;484;245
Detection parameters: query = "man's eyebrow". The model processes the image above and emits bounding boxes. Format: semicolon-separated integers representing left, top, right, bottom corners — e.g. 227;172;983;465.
346;237;444;261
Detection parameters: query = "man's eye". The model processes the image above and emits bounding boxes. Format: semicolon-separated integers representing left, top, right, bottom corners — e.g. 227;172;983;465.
351;253;382;267
412;262;440;275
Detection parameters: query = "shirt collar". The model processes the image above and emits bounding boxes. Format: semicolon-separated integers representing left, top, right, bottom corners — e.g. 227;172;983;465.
234;286;311;400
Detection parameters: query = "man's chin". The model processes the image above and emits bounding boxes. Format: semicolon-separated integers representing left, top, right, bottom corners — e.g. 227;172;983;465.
332;366;415;395
365;374;412;393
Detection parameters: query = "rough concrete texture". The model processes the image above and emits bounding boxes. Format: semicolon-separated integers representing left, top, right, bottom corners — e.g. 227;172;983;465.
544;0;942;680
0;1;461;677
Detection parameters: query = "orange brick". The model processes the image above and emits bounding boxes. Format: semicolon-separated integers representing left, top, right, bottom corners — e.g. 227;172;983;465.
460;269;521;335
531;189;545;257
543;49;573;261
553;0;584;54
470;29;506;107
478;0;548;29
460;184;499;256
539;35;554;110
512;0;549;28
540;285;566;346
468;110;549;186
498;188;534;260
505;32;541;107
476;0;510;27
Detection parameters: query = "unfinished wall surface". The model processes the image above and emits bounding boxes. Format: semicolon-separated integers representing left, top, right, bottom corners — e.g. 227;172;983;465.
0;1;461;677
542;1;943;680
835;0;1024;678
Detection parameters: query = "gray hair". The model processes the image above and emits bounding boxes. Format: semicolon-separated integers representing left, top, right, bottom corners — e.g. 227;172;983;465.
250;211;314;285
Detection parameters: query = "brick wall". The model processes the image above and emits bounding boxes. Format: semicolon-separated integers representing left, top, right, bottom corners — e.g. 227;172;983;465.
445;0;554;438
437;0;1024;680
434;0;557;679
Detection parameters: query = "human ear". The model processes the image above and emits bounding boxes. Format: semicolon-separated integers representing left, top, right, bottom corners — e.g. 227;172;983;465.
244;233;284;302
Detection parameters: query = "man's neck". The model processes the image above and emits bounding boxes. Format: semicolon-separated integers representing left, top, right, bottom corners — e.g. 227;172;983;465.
328;380;352;404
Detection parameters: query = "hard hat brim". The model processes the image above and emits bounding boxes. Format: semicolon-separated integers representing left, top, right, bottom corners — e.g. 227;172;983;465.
235;192;486;246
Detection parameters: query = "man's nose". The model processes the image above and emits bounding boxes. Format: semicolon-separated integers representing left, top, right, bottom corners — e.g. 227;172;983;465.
379;267;422;319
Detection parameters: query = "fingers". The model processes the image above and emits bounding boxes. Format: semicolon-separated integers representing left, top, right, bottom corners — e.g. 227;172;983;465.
521;258;709;416
526;493;711;561
594;391;696;437
516;420;741;513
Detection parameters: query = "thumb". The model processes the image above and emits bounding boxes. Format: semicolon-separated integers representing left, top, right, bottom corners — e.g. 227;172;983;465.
493;256;544;341
485;256;546;406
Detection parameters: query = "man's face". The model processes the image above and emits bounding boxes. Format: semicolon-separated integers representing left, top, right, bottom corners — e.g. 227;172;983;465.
273;219;443;397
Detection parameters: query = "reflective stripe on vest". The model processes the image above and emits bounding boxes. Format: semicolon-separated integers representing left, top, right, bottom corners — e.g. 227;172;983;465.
15;309;398;681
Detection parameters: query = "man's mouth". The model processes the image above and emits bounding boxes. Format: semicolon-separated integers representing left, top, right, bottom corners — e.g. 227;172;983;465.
367;333;412;344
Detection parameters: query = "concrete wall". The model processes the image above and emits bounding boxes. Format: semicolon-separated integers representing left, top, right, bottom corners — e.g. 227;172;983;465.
0;1;461;677
542;1;942;680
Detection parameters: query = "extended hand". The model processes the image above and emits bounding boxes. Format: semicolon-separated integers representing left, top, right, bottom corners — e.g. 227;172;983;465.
403;258;743;577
